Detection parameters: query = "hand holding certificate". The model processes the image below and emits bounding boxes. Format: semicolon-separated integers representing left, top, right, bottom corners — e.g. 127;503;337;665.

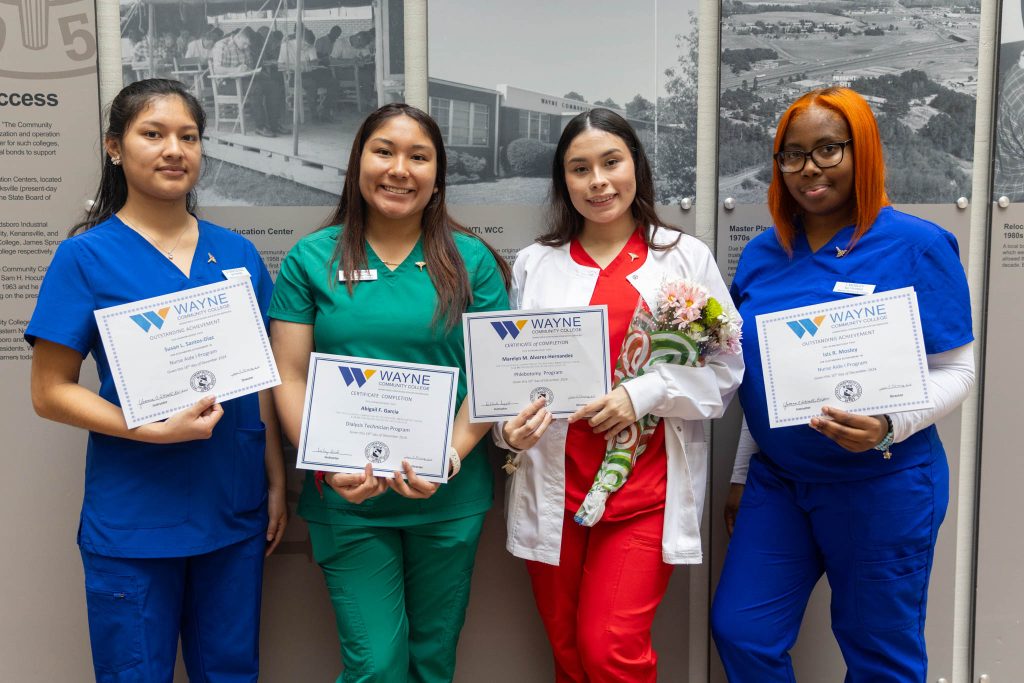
94;277;280;429
756;287;931;428
462;306;610;423
295;354;459;483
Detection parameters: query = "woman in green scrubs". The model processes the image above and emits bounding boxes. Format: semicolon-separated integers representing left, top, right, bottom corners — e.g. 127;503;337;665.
269;103;510;683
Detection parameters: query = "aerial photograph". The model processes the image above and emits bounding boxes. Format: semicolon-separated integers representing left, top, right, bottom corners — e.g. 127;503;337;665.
719;0;979;204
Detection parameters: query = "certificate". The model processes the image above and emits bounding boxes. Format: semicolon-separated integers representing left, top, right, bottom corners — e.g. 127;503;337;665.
462;306;610;422
756;287;932;428
295;354;459;483
95;277;280;429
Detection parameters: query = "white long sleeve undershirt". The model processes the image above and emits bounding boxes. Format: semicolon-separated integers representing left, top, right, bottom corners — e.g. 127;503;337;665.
729;342;976;485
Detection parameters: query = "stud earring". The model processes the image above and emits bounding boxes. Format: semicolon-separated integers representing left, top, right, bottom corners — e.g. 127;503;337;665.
111;156;121;166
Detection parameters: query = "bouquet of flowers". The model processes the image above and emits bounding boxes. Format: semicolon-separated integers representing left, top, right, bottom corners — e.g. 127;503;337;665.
574;279;742;527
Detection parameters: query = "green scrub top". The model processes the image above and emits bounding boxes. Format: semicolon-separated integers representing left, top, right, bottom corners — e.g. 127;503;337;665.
269;226;510;526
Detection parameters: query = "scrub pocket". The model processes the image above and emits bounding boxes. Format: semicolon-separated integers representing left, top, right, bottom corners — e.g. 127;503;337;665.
84;571;144;674
233;426;267;513
89;443;189;529
856;549;930;632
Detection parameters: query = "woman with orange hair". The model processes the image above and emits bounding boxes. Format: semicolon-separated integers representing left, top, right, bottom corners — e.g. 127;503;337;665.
709;87;975;681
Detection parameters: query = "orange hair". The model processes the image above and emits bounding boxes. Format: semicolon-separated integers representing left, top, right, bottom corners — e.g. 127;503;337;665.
766;87;890;255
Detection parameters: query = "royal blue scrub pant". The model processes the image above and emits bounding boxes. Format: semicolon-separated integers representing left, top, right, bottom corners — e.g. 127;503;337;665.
80;532;265;683
711;454;948;683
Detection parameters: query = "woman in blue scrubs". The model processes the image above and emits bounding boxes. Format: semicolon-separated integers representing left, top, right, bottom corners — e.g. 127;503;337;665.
26;79;286;682
710;87;975;681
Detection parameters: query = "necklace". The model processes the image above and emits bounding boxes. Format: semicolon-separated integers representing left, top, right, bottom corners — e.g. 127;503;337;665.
121;215;193;260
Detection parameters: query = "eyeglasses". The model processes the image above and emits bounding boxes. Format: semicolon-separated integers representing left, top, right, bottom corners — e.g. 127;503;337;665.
775;139;852;173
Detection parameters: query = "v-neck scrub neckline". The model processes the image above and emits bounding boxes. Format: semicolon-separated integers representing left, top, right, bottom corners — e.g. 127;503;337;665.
111;214;205;281
365;237;424;278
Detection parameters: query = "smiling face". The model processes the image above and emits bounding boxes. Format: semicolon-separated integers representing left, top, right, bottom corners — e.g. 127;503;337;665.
358;114;438;227
780;105;856;233
104;94;201;206
563;128;637;233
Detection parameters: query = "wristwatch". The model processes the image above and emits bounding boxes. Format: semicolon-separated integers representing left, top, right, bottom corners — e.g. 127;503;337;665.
873;414;894;460
447;446;462;478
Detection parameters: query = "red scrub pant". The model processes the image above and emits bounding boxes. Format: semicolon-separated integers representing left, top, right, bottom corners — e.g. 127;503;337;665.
525;508;674;683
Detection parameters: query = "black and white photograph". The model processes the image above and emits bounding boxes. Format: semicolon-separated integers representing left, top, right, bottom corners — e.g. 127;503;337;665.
427;0;700;205
994;0;1024;202
719;0;979;205
118;0;405;205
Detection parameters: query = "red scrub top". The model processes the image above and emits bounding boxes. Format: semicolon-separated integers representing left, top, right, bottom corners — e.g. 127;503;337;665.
564;228;667;521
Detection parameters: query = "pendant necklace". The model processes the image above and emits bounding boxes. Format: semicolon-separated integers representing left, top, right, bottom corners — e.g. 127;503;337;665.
122;216;193;261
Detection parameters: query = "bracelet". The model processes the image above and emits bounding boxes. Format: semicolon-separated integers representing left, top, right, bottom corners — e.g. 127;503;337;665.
447;446;462;479
873;414;894;460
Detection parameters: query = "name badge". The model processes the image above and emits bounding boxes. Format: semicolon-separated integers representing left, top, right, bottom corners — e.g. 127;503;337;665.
833;281;875;295
222;267;251;280
338;269;378;282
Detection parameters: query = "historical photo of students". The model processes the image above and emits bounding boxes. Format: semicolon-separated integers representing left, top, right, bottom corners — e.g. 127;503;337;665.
426;0;700;205
719;0;980;204
118;0;406;206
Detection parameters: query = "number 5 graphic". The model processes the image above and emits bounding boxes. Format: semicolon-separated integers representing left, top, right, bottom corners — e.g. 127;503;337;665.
58;12;94;60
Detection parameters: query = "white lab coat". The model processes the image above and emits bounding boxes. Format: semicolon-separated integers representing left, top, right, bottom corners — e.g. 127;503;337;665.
494;227;744;565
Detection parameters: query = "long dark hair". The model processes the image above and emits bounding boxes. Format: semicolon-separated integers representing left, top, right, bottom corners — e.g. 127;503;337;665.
324;103;510;330
70;79;206;236
538;107;680;249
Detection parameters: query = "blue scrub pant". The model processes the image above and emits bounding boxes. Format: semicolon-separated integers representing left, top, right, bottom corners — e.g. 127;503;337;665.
711;454;948;683
80;532;265;683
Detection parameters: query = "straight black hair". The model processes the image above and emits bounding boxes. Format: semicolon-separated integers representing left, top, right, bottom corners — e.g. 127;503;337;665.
538;107;680;249
324;103;511;330
70;79;206;236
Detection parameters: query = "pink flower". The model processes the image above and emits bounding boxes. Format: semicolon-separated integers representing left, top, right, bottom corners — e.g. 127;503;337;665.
660;281;708;326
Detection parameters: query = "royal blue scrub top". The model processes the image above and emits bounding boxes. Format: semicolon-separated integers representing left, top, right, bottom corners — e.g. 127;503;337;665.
26;216;273;558
732;207;973;482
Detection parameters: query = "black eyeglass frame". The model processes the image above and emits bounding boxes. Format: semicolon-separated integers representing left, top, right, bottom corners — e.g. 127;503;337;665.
774;139;853;174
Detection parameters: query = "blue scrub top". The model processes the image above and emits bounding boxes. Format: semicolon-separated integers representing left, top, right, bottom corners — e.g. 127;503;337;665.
26;216;273;558
732;207;973;483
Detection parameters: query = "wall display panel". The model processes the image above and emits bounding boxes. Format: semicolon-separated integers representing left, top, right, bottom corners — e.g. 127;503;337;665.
0;0;102;678
974;2;1024;678
712;205;971;682
118;0;404;204
713;3;980;680
115;3;413;680
718;0;979;205
428;2;704;680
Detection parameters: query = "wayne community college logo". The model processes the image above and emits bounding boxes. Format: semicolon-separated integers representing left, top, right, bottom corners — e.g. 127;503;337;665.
339;366;376;388
491;319;528;340
129;307;170;332
786;315;826;339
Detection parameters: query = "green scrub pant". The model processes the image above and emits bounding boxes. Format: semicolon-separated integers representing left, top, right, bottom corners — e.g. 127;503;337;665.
308;513;486;683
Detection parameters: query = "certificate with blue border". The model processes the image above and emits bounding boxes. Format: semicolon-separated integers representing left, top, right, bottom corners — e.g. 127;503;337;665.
462;306;610;423
756;287;932;428
295;354;459;483
95;278;279;429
